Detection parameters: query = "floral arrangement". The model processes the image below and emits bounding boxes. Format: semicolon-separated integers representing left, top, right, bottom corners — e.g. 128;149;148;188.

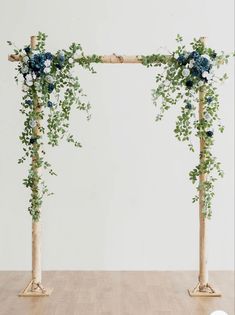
141;35;234;218
8;33;233;221
8;32;101;221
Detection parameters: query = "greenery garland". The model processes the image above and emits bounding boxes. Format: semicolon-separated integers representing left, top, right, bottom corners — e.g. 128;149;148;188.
8;33;233;221
141;35;234;218
8;32;101;221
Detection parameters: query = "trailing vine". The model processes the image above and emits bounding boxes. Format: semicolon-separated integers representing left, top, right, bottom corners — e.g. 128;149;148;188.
141;35;234;218
8;32;101;221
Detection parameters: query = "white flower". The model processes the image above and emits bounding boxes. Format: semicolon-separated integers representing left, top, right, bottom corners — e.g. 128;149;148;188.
69;58;74;64
29;120;37;128
31;50;40;55
201;54;211;61
23;56;29;63
174;53;179;59
189;60;195;69
21;66;29;74
73;53;80;60
34;82;41;90
44;59;51;67
182;68;190;77
44;67;51;74
198;81;204;87
26;80;33;86
202;71;209;78
165;80;170;86
37;92;43;98
22;84;29;92
26;74;33;81
58;50;64;56
205;113;212;121
45;75;54;83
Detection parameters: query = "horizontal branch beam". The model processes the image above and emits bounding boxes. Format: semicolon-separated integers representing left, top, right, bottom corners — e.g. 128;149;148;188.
101;55;142;63
8;53;171;64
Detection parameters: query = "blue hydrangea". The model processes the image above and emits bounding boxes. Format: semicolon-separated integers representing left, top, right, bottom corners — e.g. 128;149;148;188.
45;52;53;60
29;53;46;75
206;96;213;104
185;102;192;110
186;80;193;88
47;101;53;107
206;130;213;137
189;51;200;60
48;83;55;93
177;54;188;65
24;46;31;54
25;99;33;106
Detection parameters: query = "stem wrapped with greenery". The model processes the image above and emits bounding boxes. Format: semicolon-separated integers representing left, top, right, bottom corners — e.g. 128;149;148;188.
141;35;233;218
8;32;101;221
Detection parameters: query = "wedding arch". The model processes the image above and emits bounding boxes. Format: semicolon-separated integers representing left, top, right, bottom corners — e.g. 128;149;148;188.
8;33;233;297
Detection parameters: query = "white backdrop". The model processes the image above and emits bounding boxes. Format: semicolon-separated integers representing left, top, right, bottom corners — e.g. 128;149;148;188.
0;0;234;270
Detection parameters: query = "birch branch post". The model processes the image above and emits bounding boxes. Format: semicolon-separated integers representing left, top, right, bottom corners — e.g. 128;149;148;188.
8;35;221;298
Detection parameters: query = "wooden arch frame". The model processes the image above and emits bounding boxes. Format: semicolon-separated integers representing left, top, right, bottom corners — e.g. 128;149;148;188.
8;35;221;298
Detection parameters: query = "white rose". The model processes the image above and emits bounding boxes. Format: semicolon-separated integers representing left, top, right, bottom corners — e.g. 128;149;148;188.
202;71;209;78
44;60;51;67
182;68;190;77
21;66;29;74
26;80;33;86
205;113;212;120
29;120;37;128
23;56;29;63
73;53;80;60
174;53;179;59
69;58;74;64
189;60;195;69
22;84;29;92
36;91;43;98
201;54;211;61
165;80;170;86
44;67;51;74
46;75;54;83
26;74;33;81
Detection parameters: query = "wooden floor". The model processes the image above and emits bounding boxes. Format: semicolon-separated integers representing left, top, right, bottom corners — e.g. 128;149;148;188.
0;271;233;315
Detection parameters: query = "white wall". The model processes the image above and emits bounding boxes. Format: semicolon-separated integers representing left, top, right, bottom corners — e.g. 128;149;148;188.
0;0;234;270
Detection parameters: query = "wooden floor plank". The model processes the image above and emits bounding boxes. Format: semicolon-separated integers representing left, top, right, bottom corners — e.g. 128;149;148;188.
0;271;233;315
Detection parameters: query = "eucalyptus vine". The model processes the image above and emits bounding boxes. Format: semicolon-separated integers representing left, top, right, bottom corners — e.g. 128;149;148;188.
141;35;233;218
8;32;101;221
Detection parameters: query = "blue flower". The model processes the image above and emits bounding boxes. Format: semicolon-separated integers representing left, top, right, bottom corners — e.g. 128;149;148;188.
47;101;53;107
30;137;37;144
177;54;188;65
58;55;65;63
189;51;200;60
45;52;53;60
185;103;192;110
200;57;210;71
186;80;193;88
206;96;213;104
24;46;31;54
29;53;47;74
48;83;55;93
191;67;200;77
56;63;63;70
25;99;33;106
206;130;213;137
